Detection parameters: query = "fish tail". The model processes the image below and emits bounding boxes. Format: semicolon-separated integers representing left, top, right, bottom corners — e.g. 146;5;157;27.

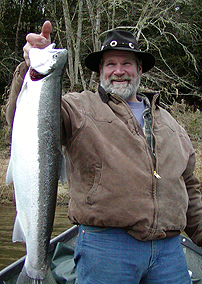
16;267;57;284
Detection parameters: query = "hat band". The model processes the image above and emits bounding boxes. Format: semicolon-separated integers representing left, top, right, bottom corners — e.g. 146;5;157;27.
101;40;138;51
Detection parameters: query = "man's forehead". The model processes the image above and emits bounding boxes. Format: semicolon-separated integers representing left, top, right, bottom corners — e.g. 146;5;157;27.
102;50;137;61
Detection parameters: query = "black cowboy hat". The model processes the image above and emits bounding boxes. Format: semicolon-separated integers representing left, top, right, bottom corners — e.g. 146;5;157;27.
85;30;155;73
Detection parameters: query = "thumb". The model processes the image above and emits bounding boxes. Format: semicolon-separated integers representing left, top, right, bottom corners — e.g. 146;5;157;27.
40;21;52;42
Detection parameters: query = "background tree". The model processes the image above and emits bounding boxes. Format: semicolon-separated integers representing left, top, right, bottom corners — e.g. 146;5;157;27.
0;0;47;103
0;0;201;107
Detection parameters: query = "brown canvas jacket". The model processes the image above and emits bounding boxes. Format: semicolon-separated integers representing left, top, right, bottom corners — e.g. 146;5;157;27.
6;62;202;245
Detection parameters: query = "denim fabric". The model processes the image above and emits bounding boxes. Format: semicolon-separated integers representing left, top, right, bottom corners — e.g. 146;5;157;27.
74;225;191;284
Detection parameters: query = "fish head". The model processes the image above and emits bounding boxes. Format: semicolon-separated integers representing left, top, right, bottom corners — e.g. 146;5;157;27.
29;44;68;75
49;48;68;76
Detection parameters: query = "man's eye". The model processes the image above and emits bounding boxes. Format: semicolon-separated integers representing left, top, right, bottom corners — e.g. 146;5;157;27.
107;62;115;67
124;62;131;66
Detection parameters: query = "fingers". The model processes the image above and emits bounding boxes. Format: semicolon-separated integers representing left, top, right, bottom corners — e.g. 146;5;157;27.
40;20;52;42
23;21;52;66
25;34;50;48
23;42;32;66
26;21;52;48
23;35;49;66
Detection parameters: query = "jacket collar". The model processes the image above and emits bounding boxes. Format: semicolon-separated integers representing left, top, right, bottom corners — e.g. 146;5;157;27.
98;84;160;106
98;85;109;103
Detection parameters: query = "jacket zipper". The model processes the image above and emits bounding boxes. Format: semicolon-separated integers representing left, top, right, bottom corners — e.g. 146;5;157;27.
150;95;161;181
112;93;160;237
154;170;161;179
111;93;161;180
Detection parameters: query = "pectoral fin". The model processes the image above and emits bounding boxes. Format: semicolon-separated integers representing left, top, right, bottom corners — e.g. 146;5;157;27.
12;213;27;243
6;159;13;185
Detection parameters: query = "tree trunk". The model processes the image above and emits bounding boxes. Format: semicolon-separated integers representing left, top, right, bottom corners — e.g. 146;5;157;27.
62;0;75;90
86;0;103;89
74;0;83;84
15;0;25;58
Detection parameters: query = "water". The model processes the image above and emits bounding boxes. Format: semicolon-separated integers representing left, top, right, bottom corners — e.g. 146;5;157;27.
0;204;72;271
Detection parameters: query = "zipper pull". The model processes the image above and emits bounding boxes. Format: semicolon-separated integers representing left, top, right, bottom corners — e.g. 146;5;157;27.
154;171;161;179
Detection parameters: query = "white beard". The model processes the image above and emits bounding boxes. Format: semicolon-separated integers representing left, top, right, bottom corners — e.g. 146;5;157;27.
100;73;141;101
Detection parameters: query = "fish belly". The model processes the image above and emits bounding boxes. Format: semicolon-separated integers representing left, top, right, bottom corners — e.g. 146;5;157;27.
8;74;59;280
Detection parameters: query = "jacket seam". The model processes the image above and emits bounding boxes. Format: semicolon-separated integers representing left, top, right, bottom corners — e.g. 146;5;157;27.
67;98;87;148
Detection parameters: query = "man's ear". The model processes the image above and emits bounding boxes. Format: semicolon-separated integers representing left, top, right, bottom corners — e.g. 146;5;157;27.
139;64;143;76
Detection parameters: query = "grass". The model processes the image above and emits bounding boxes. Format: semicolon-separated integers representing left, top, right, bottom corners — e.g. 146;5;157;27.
170;100;202;186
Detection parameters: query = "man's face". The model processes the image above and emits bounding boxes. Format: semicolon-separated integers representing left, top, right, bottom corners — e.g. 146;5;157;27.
100;50;142;102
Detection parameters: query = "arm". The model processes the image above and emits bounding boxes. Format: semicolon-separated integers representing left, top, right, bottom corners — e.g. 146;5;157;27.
6;62;28;126
5;21;52;126
184;152;202;246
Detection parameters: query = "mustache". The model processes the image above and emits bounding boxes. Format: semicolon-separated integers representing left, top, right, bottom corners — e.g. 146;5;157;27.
109;75;131;82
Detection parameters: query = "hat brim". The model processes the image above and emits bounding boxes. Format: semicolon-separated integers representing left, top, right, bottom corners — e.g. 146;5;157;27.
85;47;155;73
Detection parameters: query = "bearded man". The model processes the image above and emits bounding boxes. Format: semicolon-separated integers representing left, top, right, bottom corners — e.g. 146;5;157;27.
6;21;202;284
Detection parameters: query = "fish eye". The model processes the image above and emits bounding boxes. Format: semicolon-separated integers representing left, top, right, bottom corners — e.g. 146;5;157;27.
53;54;58;58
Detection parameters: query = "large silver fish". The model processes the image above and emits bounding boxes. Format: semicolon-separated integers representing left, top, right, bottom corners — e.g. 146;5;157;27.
6;44;68;283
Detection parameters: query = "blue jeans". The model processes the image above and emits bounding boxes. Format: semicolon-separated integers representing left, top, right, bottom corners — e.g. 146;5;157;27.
74;225;191;284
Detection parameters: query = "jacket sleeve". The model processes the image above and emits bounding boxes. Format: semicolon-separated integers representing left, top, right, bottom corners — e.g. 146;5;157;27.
6;61;28;127
184;152;202;246
61;92;85;146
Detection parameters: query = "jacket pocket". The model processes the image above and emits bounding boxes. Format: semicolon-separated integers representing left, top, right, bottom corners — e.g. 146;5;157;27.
86;164;102;205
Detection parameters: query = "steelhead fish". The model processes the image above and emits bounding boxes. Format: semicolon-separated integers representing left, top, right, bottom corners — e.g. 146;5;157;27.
6;44;68;283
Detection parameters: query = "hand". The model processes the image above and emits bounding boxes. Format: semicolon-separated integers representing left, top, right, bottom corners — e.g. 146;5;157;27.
23;21;52;66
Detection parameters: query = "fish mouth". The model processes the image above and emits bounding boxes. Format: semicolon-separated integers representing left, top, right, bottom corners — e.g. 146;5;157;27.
30;68;48;81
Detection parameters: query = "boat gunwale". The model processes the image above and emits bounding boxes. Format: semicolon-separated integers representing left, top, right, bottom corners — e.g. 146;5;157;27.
0;225;78;282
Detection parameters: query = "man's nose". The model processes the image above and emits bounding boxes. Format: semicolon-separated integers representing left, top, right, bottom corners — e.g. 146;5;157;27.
114;64;125;76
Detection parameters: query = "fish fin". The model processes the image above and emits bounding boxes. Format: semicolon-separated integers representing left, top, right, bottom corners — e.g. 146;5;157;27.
59;150;67;185
43;268;57;284
17;266;57;284
6;159;13;185
12;214;26;242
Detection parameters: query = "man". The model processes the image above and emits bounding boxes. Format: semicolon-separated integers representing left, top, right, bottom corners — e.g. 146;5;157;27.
6;21;202;284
